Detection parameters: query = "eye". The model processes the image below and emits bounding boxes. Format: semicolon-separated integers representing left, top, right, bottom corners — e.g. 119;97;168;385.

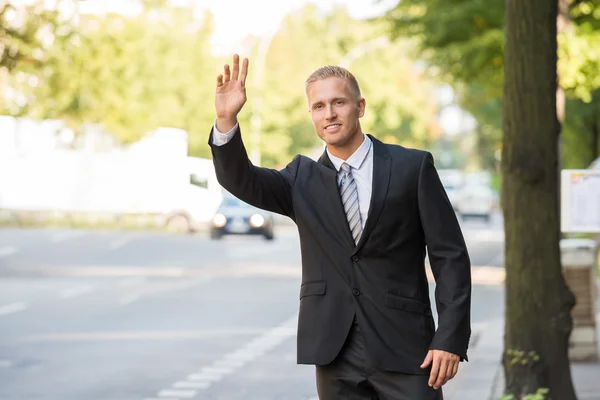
336;100;344;105
314;104;323;110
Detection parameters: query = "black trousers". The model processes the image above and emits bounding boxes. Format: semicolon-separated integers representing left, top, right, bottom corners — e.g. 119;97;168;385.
315;322;443;400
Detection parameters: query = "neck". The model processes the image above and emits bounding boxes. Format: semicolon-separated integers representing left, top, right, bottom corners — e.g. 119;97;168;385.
327;130;364;160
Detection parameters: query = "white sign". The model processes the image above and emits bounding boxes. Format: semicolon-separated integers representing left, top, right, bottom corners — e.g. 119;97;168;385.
561;170;600;233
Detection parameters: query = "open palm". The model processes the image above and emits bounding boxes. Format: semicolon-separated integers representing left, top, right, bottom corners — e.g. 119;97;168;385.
215;55;249;120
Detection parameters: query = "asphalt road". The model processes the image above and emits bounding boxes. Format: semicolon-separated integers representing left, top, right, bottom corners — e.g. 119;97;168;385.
0;213;505;400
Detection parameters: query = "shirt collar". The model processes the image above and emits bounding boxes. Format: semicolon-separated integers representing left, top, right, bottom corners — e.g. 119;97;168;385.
327;134;372;172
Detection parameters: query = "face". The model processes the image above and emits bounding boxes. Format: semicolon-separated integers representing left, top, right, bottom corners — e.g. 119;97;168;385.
307;77;366;158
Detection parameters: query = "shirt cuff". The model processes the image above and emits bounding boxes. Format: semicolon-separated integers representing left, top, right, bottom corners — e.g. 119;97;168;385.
212;120;239;146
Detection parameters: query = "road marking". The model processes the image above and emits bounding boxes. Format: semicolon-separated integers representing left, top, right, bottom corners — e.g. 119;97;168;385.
0;246;17;257
157;389;196;398
0;359;13;368
0;302;28;316
51;231;84;243
59;285;95;299
147;315;298;399
172;381;211;389
22;328;266;342
143;398;178;400
143;398;179;400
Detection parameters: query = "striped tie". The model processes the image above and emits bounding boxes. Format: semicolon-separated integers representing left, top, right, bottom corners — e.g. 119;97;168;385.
338;163;362;245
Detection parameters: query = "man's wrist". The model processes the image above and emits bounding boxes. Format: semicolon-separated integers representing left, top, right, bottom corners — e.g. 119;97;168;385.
216;117;238;133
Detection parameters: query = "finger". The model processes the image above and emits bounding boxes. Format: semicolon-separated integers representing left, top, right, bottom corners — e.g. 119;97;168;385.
231;54;240;81
433;359;448;389
240;57;249;86
428;356;440;387
420;350;433;369
224;64;231;82
452;361;459;379
216;74;223;87
446;360;455;381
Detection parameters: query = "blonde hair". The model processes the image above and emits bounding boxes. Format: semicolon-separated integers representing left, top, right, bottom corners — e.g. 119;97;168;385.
305;66;361;99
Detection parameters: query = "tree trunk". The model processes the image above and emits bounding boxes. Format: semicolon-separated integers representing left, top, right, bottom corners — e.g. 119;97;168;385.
502;0;577;399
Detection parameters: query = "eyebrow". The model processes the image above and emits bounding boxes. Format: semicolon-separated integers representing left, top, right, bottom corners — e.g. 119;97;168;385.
311;97;349;107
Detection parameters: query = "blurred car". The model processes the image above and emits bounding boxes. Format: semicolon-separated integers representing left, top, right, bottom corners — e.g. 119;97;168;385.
443;183;461;211
438;169;464;211
210;196;275;240
455;184;495;223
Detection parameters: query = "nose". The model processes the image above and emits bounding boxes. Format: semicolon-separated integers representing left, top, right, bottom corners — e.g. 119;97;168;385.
325;104;336;120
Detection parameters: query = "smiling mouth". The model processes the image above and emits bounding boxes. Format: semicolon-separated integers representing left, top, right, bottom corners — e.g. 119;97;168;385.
324;124;341;131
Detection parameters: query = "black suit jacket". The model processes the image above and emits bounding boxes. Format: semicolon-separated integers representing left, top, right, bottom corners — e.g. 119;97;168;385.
209;127;471;375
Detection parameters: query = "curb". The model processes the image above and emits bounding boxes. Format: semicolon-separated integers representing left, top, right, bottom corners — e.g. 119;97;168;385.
445;318;504;400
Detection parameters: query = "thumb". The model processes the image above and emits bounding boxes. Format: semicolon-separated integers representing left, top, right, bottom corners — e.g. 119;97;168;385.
420;350;433;368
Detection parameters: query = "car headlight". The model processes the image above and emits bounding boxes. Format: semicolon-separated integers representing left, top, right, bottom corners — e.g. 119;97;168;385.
213;214;227;227
249;214;264;227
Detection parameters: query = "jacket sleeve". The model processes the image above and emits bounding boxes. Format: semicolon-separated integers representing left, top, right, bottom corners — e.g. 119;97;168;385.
208;125;299;220
417;152;471;361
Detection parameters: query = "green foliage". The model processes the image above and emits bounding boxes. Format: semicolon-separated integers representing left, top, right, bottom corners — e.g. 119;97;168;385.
382;0;600;167
259;5;441;166
562;89;600;168
0;1;59;71
3;3;217;157
2;3;443;166
500;388;549;400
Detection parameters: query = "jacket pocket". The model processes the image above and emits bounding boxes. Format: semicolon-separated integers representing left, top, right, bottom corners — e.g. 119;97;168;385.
384;291;432;316
300;280;326;299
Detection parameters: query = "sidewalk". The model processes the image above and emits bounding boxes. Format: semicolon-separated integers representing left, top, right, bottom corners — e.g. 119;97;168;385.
446;282;600;400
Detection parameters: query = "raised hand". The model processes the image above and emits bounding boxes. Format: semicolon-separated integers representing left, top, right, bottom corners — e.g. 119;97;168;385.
215;54;249;132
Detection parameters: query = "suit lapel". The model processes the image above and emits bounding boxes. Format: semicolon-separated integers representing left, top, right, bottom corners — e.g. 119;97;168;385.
353;135;391;255
317;150;356;249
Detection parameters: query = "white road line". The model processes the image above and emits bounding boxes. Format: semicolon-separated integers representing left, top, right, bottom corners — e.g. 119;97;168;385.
172;381;211;389
0;359;13;368
143;398;178;400
147;315;298;399
0;246;17;257
51;231;84;243
0;302;28;316
59;285;95;299
143;398;179;400
157;389;196;398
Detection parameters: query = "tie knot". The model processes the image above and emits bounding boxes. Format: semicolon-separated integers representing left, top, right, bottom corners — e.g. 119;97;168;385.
340;163;351;174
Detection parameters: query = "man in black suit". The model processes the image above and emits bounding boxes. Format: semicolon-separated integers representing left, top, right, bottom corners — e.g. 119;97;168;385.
209;54;471;399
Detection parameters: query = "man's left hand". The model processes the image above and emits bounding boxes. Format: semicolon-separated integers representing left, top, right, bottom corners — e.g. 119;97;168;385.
420;349;460;390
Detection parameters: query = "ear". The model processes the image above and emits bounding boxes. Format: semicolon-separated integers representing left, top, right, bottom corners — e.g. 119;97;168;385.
358;98;366;118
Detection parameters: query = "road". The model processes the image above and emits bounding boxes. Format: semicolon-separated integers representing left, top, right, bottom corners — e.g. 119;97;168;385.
0;213;505;400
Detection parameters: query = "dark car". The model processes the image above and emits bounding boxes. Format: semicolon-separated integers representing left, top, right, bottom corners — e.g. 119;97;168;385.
210;196;275;240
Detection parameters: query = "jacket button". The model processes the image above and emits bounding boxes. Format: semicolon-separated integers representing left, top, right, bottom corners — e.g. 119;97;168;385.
352;255;359;262
352;289;360;296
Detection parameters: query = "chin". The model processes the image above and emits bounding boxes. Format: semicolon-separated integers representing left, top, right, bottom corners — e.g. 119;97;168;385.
321;131;346;145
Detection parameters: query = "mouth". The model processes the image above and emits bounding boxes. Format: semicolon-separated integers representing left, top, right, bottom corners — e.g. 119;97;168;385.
324;123;342;131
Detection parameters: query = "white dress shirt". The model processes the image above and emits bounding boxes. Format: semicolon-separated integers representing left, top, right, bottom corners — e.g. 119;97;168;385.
212;122;373;228
326;135;373;229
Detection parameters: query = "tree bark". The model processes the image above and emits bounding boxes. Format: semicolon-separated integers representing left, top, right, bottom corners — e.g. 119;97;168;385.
502;0;577;399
